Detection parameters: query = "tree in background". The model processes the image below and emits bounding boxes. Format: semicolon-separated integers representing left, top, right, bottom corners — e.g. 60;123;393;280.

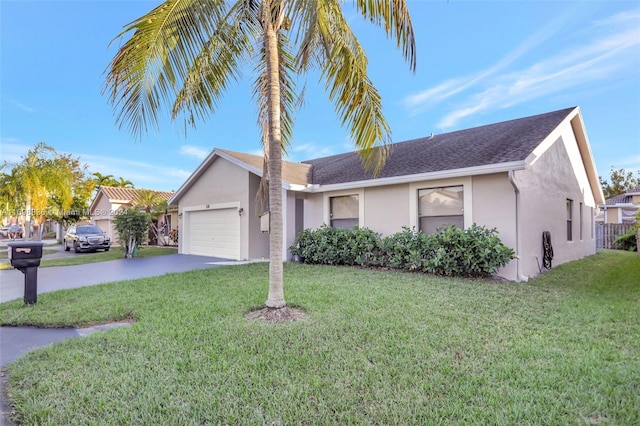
104;0;416;315
599;167;640;199
0;171;24;226
92;172;135;192
6;143;81;239
113;208;151;258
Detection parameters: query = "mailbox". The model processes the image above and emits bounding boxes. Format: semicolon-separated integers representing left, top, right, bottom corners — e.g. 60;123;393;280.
8;241;44;304
8;241;43;268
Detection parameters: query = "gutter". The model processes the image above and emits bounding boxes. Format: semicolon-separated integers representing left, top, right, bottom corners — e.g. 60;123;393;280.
508;170;522;282
303;160;526;193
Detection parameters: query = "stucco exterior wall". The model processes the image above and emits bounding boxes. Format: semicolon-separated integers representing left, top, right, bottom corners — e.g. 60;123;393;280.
248;173;269;259
605;207;620;224
177;157;250;258
515;132;597;279
303;193;325;230
90;194;130;243
471;173;518;280
361;184;410;236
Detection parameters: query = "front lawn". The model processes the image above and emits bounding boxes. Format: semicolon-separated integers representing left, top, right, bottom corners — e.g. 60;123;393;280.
1;250;638;424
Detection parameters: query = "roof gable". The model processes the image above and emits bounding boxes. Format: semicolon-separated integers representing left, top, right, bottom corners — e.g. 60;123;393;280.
91;186;175;211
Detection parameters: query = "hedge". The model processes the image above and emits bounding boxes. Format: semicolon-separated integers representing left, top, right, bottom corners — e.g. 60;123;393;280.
290;224;515;278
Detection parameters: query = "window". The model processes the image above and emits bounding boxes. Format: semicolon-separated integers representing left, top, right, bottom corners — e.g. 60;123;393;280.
418;186;464;234
590;207;594;239
566;199;573;241
330;195;359;229
579;202;583;241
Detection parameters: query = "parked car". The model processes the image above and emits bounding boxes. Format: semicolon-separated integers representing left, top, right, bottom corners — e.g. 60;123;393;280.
0;226;9;237
7;225;23;240
63;225;111;253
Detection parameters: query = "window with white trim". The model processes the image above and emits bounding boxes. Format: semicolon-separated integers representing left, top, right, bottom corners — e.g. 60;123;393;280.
418;186;464;234
579;202;583;241
566;199;573;242
330;195;359;229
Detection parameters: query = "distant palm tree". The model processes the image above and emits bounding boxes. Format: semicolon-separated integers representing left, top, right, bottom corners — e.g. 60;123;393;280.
13;143;74;239
136;189;162;213
116;177;134;188
105;0;416;311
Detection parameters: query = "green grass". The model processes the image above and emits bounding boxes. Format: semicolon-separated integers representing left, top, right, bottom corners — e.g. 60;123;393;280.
0;248;58;260
1;250;638;425
0;246;177;270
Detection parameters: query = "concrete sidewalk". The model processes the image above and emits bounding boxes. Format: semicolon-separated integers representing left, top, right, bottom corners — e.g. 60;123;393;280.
0;249;239;361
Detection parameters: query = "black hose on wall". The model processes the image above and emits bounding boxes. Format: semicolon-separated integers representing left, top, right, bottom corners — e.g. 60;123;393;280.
542;231;553;270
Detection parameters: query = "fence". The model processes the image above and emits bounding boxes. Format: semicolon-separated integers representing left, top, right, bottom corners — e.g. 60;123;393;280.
596;223;634;250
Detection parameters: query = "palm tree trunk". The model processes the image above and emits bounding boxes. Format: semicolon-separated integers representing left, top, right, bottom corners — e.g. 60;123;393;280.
263;4;286;309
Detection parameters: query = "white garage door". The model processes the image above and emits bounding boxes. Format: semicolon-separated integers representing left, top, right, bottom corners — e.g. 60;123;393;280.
187;208;240;259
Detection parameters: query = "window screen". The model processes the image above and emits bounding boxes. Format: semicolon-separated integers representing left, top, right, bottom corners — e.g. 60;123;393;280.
566;199;573;241
418;186;464;234
330;195;359;229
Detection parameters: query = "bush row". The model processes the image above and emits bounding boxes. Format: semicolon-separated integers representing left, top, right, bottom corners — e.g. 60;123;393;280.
290;224;515;278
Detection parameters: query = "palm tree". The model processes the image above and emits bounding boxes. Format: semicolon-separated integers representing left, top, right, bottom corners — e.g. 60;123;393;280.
104;0;415;311
92;172;116;191
116;177;135;188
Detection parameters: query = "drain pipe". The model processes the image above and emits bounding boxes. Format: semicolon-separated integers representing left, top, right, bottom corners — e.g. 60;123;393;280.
508;170;521;281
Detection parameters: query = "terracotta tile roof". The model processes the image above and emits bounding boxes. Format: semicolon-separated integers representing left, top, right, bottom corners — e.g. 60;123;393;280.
303;107;576;185
219;149;312;186
99;186;175;204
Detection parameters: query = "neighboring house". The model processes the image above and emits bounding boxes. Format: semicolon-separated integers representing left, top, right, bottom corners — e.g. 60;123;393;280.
90;186;178;244
596;185;640;224
168;106;604;281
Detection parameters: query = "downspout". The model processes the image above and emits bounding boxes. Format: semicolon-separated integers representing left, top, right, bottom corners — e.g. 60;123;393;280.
508;170;521;281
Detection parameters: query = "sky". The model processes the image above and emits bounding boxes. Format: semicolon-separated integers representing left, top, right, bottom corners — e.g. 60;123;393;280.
1;0;639;192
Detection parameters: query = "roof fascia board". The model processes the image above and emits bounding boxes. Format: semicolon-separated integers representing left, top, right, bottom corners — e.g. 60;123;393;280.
524;107;604;205
570;108;605;205
301;161;526;193
169;149;222;205
524;108;578;168
169;149;294;204
88;189;104;212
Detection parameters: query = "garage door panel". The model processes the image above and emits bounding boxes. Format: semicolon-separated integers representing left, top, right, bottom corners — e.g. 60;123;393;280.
188;208;240;259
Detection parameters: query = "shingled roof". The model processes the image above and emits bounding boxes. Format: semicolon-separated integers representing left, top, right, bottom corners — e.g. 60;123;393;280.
303;107;576;185
605;185;640;205
219;149;312;186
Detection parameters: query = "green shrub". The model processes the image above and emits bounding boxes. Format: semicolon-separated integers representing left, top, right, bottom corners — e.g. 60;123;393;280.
291;224;515;278
614;230;638;252
113;208;151;258
379;227;432;271
290;225;382;266
425;224;515;277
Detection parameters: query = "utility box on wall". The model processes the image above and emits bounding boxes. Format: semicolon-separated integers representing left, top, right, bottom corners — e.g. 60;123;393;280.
260;212;270;233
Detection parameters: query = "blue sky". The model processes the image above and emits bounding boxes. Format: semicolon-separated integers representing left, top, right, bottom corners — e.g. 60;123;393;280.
2;0;639;192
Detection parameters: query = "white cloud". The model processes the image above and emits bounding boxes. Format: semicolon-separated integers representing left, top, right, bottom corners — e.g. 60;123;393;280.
437;20;639;128
403;7;640;129
179;145;209;160
78;154;191;191
287;142;341;161
403;8;572;115
8;100;35;113
0;140;29;165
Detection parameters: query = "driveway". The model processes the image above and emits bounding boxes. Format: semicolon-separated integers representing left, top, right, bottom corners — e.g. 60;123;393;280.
0;241;241;303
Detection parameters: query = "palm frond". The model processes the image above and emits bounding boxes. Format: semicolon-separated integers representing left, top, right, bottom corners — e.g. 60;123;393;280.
172;0;262;130
103;0;230;138
296;0;392;175
354;0;416;71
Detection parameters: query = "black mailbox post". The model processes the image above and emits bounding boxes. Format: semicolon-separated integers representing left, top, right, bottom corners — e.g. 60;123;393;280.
8;241;44;304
